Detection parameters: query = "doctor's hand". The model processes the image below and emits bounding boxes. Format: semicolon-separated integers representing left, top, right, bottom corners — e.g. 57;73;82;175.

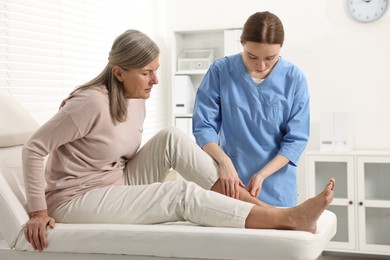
24;210;55;252
218;158;245;199
247;173;265;198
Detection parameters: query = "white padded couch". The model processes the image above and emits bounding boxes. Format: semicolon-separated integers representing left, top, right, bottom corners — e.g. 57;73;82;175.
0;94;337;260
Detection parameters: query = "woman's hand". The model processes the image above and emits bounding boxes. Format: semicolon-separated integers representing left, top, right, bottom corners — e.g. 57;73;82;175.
24;210;55;252
218;158;245;199
247;173;265;198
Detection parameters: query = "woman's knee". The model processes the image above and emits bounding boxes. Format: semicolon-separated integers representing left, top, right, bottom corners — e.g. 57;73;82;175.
174;179;203;195
159;127;186;139
156;127;189;147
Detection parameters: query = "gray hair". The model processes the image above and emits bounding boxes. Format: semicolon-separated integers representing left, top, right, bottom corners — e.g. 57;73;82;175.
69;29;160;123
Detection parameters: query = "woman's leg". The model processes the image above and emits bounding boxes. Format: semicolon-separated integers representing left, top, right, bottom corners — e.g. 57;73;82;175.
125;127;270;206
245;178;335;233
52;178;334;234
52;180;253;228
124;127;217;188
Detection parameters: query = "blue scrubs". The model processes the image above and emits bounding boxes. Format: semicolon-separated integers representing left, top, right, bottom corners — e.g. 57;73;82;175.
192;54;310;207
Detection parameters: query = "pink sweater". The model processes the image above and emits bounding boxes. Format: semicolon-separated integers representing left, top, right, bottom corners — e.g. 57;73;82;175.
22;86;145;214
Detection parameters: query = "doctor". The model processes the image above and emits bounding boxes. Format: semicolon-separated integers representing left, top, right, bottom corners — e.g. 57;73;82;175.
192;11;310;207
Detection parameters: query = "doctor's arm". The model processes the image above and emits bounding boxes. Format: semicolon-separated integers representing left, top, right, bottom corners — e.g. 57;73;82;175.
203;142;245;199
193;65;244;199
247;155;289;197
248;73;310;197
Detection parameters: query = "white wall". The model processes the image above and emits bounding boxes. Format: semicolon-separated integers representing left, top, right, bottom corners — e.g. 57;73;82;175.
164;0;390;201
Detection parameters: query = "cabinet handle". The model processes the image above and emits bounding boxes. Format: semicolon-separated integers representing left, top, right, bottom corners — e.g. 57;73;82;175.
349;201;353;205
359;202;363;206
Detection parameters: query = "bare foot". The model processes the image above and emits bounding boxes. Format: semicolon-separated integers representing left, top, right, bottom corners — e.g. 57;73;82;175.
289;178;335;233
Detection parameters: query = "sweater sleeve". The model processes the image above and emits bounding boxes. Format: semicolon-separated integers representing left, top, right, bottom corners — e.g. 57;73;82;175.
22;90;103;212
22;111;81;212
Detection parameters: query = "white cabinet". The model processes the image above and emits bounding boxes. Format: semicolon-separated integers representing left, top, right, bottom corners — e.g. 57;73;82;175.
224;28;243;56
356;155;390;254
307;153;356;251
307;151;390;256
172;29;242;137
175;115;194;142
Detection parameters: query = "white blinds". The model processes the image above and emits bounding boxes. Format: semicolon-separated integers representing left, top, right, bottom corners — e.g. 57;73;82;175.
0;0;167;143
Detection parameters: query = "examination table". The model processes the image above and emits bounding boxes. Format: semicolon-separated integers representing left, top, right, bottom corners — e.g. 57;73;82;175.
0;94;336;260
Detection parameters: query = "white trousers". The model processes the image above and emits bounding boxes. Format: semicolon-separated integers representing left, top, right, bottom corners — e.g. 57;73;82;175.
52;127;254;228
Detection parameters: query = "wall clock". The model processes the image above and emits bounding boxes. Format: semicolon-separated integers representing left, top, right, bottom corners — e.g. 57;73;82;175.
347;0;388;22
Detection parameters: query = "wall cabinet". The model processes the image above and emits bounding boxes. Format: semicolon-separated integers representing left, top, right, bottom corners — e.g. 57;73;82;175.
172;29;242;137
174;115;194;142
307;151;390;256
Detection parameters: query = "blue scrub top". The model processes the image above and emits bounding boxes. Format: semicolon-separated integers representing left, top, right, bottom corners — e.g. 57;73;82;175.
192;54;310;207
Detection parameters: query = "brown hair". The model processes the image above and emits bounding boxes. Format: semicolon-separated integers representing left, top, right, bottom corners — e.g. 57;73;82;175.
241;11;284;46
68;29;160;123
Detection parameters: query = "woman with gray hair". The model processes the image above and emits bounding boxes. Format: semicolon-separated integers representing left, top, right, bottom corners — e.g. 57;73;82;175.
22;29;334;252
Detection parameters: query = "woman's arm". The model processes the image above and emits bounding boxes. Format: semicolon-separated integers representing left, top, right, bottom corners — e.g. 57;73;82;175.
21;112;79;252
22;91;101;251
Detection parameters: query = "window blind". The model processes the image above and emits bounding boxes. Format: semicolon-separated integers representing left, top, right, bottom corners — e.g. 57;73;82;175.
0;0;168;143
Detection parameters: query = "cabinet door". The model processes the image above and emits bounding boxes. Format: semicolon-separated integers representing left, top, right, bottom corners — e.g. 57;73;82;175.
175;117;195;142
357;156;390;254
307;154;356;250
224;29;242;56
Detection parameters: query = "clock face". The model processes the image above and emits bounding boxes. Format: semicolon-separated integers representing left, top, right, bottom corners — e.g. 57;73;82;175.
348;0;388;22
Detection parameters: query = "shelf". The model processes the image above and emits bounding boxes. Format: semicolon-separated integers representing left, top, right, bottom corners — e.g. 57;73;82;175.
174;114;193;118
175;70;207;75
172;29;231;139
331;198;352;206
364;200;390;208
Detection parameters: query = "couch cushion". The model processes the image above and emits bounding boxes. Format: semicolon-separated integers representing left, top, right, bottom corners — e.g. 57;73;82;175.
0;94;39;148
0;145;29;248
0;172;29;248
0;146;26;202
13;210;336;260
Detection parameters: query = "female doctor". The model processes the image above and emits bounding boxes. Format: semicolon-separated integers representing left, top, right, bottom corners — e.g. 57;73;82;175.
192;11;310;207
